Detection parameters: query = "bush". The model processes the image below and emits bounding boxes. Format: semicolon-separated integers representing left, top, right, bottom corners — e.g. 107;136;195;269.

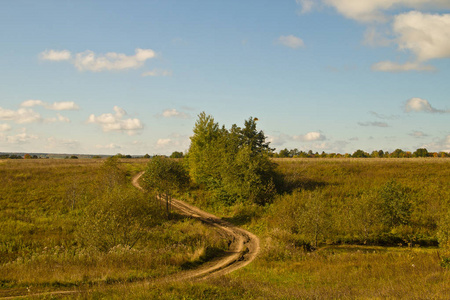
77;187;163;251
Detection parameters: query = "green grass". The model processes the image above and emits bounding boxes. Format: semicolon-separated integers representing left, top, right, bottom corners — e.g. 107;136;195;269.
0;159;228;294
1;158;450;299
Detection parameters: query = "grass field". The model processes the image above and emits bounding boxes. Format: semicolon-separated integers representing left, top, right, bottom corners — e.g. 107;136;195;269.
0;159;227;295
1;157;449;299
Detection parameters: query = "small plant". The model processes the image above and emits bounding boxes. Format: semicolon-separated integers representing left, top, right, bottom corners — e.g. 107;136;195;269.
440;256;450;268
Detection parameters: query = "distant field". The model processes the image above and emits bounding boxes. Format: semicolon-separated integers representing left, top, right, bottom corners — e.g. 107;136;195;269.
1;158;449;299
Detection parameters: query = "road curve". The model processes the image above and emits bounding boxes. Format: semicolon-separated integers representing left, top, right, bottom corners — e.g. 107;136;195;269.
0;172;260;299
132;171;260;281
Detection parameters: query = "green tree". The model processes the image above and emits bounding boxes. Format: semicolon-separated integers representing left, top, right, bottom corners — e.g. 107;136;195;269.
293;191;330;249
170;151;184;158
187;112;222;188
142;156;189;217
413;148;429;157
352;149;369;158
379;180;411;228
98;156;126;191
390;149;405;158
279;148;290;158
187;112;276;205
438;210;450;249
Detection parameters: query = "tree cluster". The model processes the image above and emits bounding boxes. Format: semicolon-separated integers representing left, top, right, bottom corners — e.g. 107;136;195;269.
273;147;449;158
187;112;276;205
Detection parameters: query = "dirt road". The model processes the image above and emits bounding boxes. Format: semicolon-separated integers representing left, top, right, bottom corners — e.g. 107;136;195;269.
1;172;260;299
132;171;260;281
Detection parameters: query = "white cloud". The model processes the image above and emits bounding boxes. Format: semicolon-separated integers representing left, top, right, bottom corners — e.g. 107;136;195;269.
142;69;172;77
5;130;38;144
46;137;80;150
393;11;450;62
369;111;399;120
294;131;326;141
39;49;72;61
370;11;450;71
40;48;156;72
95;143;122;150
161;109;189;119
47;101;80;111
44;113;70;123
358;121;389;127
155;133;190;154
363;27;393;47
74;48;156;72
267;134;290;147
0;124;12;132
371;61;436;72
277;35;305;49
321;0;450;23
87;106;144;135
296;0;316;14
0;107;42;124
298;2;450;71
405;97;449;113
421;134;450;152
21;100;80;111
156;138;172;147
20;100;45;107
409;131;429;137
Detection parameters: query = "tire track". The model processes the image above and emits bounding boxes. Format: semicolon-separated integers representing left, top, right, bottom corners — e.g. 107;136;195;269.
132;171;260;281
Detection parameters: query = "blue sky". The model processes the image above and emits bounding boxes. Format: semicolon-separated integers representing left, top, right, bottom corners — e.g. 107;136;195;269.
1;0;449;155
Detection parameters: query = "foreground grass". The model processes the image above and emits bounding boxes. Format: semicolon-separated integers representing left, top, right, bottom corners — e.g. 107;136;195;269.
1;158;449;299
0;159;227;293
46;245;450;299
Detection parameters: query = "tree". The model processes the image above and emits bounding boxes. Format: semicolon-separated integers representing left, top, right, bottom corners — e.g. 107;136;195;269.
352;149;369;158
97;156;126;191
390;149;405;158
379;180;411;228
187;112;276;205
142;156;189;218
292;191;331;249
170;151;184;158
279;148;290;158
413;148;429;157
187;112;222;188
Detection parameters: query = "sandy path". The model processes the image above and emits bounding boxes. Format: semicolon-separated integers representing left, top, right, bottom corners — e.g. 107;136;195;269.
132;171;260;281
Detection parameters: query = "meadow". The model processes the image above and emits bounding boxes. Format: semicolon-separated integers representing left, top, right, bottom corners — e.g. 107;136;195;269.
0;159;227;297
1;157;449;299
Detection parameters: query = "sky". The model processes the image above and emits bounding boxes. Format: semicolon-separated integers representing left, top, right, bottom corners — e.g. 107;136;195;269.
0;0;449;155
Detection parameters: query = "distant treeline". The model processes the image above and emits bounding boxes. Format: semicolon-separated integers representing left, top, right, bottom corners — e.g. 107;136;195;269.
272;148;449;158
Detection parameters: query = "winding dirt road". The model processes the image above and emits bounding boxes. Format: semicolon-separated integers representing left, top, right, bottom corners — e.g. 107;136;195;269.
1;172;259;299
132;171;260;281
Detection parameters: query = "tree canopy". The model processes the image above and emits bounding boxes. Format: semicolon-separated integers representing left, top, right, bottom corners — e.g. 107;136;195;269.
187;112;276;205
